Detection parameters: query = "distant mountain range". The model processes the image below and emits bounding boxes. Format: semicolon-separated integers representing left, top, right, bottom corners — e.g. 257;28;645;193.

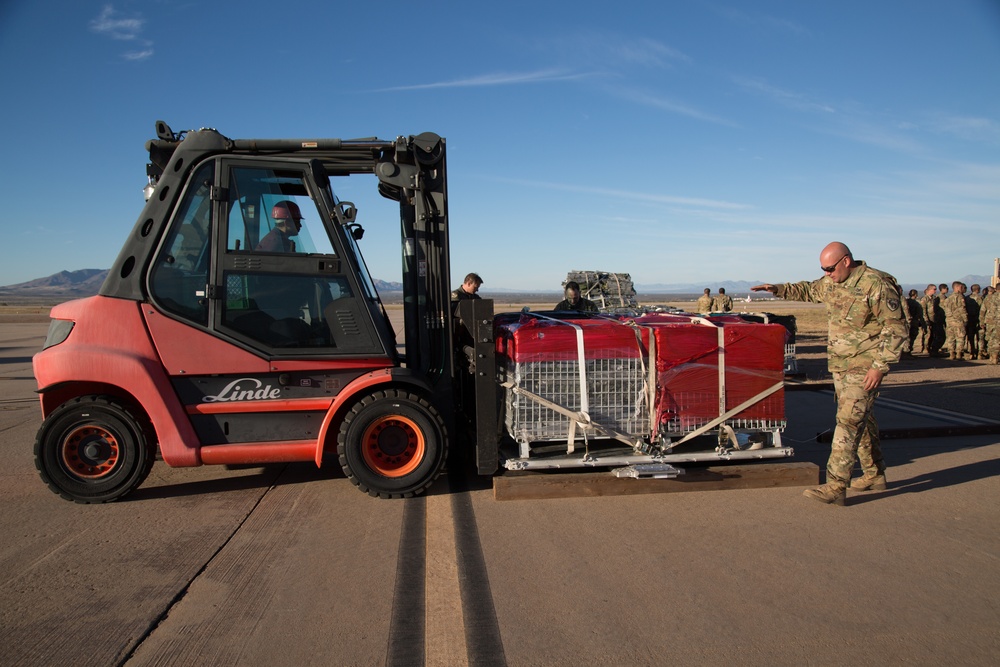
0;269;110;296
0;269;993;300
0;269;404;298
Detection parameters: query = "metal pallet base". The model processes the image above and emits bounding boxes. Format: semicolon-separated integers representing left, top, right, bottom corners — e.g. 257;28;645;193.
502;445;794;471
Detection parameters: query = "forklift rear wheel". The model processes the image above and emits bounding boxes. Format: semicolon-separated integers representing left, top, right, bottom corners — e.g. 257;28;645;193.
34;396;155;504
337;389;447;498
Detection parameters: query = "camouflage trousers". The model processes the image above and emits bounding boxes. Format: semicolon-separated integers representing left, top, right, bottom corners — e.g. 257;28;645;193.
827;369;884;489
989;325;1000;358
965;324;979;357
928;323;945;354
944;323;967;356
908;323;925;354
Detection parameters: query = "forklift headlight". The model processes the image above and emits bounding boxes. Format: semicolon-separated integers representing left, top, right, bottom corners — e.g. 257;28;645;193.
42;319;74;350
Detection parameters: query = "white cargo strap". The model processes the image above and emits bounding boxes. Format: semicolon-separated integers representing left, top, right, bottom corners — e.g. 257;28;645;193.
672;381;784;446
687;316;726;421
525;314;590;453
620;319;654;424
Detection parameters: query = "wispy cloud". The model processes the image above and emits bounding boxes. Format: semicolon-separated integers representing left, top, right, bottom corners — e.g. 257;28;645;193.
609;36;692;68
374;69;594;92
821;117;927;154
544;32;692;69
926;113;1000;145
90;5;153;61
496;176;753;211
733;76;835;114
712;5;811;37
609;86;738;127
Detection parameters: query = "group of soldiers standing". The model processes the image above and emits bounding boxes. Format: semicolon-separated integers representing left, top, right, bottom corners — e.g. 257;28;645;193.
903;281;1000;363
696;287;734;314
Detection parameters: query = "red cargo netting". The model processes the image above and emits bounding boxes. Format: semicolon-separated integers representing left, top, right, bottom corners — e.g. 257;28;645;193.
631;314;786;437
495;313;650;444
495;313;644;363
494;311;787;451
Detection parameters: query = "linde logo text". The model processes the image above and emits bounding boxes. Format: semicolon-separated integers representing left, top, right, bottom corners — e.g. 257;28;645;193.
203;378;281;402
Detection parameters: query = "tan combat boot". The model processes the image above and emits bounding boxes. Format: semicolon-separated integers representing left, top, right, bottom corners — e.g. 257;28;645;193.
803;483;846;506
850;473;887;491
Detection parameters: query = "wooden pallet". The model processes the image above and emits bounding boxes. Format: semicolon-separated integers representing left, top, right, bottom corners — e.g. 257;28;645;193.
493;461;820;501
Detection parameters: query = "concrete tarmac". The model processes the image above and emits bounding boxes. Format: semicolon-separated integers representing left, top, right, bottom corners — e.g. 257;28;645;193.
1;320;999;666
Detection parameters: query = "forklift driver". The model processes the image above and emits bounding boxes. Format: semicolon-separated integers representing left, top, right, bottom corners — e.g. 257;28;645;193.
256;200;303;252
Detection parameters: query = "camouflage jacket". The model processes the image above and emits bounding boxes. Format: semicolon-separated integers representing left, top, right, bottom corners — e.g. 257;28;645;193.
905;297;925;327
982;292;1000;327
942;292;968;327
920;293;940;324
775;262;906;373
696;295;714;313
711;294;733;312
965;294;981;325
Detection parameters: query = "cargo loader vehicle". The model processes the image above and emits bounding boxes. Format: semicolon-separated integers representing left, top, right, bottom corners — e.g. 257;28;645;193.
32;122;793;503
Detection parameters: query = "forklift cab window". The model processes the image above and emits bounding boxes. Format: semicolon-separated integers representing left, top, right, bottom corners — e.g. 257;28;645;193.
225;167;334;255
218;164;383;354
149;162;213;325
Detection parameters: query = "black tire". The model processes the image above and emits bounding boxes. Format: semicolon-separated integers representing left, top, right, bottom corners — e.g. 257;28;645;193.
337;389;447;498
34;396;155;504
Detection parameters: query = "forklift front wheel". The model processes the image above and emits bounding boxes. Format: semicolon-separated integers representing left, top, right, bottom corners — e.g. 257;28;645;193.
337;389;447;498
34;395;155;504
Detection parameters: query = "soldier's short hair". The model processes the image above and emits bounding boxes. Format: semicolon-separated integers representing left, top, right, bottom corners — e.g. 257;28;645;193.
565;281;580;292
463;273;483;286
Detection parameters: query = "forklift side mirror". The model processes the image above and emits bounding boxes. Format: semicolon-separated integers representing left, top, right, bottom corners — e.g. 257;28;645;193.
339;202;357;224
351;225;364;241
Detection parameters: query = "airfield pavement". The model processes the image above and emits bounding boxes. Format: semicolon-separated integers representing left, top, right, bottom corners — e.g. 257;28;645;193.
0;301;998;666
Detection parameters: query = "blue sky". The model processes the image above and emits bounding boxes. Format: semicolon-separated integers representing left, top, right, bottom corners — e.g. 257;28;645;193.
1;1;998;291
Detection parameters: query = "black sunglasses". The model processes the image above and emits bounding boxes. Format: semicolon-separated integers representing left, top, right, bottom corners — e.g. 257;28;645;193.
821;255;846;273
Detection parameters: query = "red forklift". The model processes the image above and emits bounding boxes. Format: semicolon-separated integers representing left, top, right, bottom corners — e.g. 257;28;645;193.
33;121;498;502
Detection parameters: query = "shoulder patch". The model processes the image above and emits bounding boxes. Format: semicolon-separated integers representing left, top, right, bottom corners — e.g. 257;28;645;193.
887;297;900;311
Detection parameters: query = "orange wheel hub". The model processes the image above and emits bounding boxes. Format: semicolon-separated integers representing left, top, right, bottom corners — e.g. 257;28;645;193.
361;415;425;478
61;425;120;479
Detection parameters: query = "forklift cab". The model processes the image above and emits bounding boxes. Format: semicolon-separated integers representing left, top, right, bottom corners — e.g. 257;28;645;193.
147;157;392;356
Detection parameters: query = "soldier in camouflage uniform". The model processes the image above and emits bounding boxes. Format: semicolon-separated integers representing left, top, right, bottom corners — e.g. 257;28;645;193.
905;289;925;354
982;286;1000;364
942;281;968;360
920;284;943;356
967;284;984;359
898;288;912;356
712;287;734;313
752;242;906;505
696;288;714;314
